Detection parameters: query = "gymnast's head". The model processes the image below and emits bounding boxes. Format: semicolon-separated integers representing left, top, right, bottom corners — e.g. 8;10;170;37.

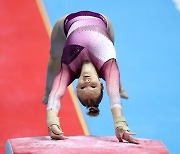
76;60;103;117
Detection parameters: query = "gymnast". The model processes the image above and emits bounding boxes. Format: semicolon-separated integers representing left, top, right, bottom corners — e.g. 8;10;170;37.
42;10;139;144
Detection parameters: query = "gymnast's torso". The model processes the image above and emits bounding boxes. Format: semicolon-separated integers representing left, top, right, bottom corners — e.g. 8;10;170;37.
47;11;121;112
61;11;116;78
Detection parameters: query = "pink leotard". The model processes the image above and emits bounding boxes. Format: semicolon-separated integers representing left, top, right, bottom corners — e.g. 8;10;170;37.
47;11;122;113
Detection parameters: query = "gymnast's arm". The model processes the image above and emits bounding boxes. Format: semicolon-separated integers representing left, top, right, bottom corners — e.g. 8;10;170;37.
101;59;139;144
47;63;75;113
43;15;67;104
100;59;122;118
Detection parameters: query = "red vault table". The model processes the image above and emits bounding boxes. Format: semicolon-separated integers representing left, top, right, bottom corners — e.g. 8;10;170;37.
5;136;169;154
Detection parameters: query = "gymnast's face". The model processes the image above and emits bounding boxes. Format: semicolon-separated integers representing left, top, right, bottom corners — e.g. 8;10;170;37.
76;61;102;104
76;75;102;101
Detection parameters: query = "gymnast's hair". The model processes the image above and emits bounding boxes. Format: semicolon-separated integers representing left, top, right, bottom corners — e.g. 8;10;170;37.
77;88;103;117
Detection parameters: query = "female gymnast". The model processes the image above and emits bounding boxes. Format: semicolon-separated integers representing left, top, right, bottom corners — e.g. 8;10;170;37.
43;11;139;144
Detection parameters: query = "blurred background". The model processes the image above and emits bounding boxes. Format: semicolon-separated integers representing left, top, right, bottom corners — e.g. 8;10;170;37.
0;0;180;153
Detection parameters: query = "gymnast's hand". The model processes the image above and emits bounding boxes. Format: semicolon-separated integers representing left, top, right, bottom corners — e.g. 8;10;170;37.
49;124;67;140
115;129;139;144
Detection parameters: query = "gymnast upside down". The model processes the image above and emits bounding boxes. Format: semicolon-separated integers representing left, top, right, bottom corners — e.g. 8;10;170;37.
42;10;139;144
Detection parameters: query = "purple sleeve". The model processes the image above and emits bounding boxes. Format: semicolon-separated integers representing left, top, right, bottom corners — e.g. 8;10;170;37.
47;64;75;112
101;59;122;109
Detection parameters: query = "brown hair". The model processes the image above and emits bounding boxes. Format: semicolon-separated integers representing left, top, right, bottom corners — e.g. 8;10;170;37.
77;88;103;117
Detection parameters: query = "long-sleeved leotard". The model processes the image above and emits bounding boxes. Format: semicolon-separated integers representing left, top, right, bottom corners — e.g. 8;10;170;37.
47;11;121;113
